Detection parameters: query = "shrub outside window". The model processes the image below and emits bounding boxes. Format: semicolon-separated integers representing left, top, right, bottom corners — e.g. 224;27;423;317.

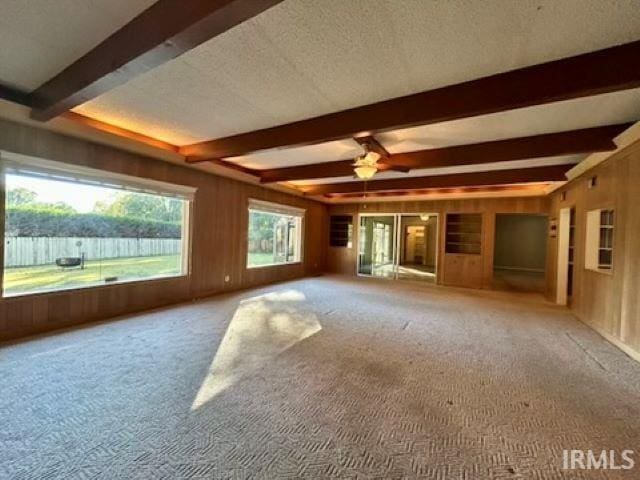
247;199;304;268
2;156;194;297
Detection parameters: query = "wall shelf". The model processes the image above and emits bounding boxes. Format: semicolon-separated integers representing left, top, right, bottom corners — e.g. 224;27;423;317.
329;215;353;247
445;213;482;255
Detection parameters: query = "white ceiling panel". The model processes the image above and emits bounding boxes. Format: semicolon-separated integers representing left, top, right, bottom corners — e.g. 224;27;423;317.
226;139;363;169
0;0;156;91
377;89;640;153
289;154;583;186
72;0;640;145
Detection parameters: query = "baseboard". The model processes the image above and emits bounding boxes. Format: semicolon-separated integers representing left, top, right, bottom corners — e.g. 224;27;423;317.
1;272;318;344
584;322;640;364
494;266;545;273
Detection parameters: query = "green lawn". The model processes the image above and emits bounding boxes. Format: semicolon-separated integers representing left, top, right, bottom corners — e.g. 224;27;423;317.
247;252;279;267
4;254;182;296
247;253;290;267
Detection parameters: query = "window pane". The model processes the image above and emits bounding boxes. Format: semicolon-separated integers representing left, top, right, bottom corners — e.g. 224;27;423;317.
598;249;612;268
247;209;301;267
3;173;187;296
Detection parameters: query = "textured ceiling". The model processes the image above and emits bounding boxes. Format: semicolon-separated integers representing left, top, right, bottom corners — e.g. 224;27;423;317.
72;0;640;146
377;89;640;153
228;139;363;169
223;89;640;173
0;0;156;91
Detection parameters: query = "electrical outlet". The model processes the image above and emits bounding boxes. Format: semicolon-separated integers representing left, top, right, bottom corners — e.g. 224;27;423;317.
224;275;230;283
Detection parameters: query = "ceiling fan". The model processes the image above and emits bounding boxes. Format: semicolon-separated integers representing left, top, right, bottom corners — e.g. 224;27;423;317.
352;137;409;180
352;144;381;179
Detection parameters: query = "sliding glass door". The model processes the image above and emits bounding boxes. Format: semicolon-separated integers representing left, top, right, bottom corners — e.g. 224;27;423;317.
358;215;396;278
357;213;437;282
397;214;437;281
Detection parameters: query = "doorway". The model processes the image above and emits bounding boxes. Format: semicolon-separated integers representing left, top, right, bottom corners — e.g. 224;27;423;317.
357;213;437;281
493;214;548;293
556;207;575;305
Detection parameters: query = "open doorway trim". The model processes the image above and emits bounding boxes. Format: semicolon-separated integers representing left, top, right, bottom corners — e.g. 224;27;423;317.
556;207;572;305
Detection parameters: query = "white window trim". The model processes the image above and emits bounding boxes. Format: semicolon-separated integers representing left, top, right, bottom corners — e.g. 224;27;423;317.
247;198;305;269
1;150;195;297
585;208;614;275
248;198;305;217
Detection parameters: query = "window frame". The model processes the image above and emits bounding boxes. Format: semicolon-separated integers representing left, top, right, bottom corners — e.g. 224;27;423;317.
246;199;305;269
584;207;614;275
1;151;196;298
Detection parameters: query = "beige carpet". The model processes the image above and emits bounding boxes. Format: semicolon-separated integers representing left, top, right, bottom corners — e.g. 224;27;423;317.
1;275;639;479
492;268;547;293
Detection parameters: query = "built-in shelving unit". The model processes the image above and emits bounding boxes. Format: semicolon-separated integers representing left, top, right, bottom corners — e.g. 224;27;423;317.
445;213;482;255
329;215;353;247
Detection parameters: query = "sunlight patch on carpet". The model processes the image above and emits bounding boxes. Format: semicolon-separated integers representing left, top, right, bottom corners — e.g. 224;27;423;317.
191;290;321;409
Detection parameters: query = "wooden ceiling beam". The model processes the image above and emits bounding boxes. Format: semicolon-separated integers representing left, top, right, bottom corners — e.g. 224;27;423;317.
258;124;628;183
0;82;32;107
386;123;627;169
300;165;570;195
260;160;356;183
181;40;640;159
29;0;284;121
258;159;403;183
185;156;259;176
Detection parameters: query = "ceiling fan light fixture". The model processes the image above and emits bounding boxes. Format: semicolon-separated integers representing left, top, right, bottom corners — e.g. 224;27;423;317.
353;147;381;179
364;150;381;164
354;165;378;179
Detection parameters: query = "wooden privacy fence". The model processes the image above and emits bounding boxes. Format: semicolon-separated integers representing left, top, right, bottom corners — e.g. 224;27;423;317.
4;237;181;267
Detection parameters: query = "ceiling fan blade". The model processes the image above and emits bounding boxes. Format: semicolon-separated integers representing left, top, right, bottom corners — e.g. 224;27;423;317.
388;165;411;173
377;161;410;173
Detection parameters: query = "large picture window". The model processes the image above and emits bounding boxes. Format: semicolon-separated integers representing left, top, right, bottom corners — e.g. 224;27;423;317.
247;199;304;268
2;155;194;297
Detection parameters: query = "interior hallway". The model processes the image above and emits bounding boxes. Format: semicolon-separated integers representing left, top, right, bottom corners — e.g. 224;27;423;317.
1;276;639;479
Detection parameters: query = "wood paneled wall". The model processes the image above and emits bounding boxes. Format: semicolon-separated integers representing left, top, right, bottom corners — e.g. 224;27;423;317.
546;139;640;360
0;119;328;341
327;197;550;288
3;116;637;362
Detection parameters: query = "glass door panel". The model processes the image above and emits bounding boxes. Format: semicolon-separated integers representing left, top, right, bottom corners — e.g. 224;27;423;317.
358;215;396;278
396;215;437;282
